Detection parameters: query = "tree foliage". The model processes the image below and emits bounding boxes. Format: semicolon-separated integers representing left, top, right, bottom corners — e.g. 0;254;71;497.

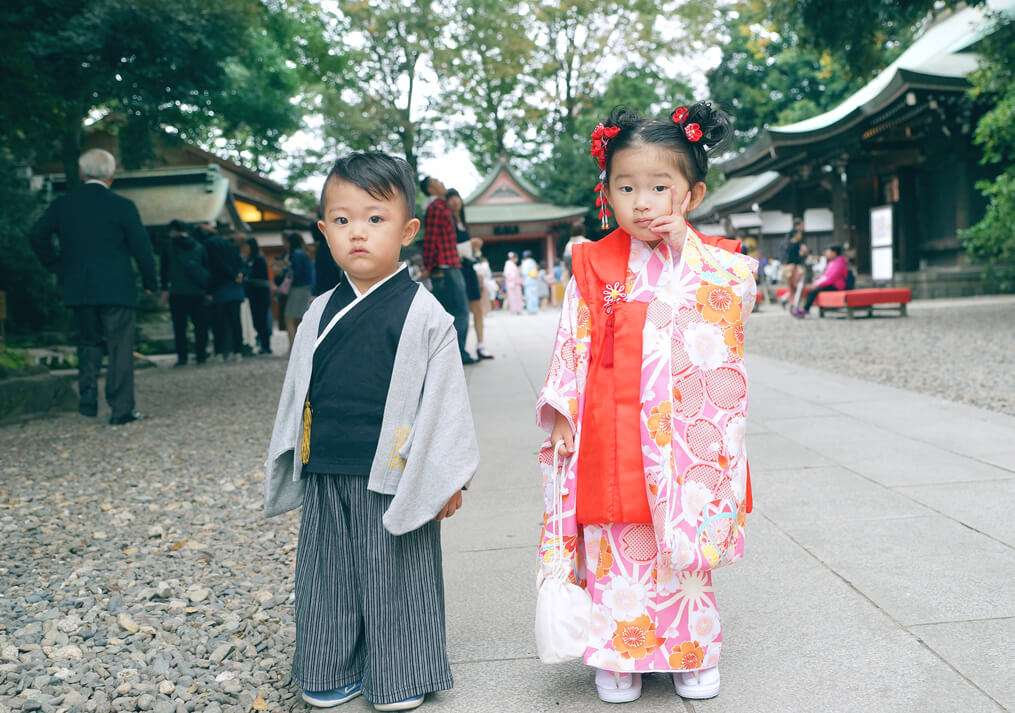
707;3;863;147
0;0;311;180
770;0;979;79
308;0;447;177
434;0;536;175
960;12;1015;290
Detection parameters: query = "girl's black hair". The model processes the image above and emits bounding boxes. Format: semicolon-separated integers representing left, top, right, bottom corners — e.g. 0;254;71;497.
245;237;260;257
445;188;467;228
600;101;732;185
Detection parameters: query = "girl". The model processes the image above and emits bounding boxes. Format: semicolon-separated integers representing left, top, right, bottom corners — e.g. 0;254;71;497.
536;102;758;703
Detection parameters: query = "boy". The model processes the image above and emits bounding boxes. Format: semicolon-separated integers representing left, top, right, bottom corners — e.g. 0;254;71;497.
264;152;479;711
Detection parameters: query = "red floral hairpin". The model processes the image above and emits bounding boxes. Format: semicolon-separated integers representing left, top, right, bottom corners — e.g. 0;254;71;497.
590;123;621;170
671;105;703;143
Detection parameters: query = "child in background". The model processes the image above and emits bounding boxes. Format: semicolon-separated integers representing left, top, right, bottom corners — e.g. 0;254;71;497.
536;102;758;703
264;152;478;711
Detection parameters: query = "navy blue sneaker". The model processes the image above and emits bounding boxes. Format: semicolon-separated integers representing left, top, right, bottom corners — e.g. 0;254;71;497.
302;681;363;708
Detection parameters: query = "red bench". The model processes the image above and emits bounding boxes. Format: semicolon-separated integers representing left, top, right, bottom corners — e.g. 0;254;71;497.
816;288;912;319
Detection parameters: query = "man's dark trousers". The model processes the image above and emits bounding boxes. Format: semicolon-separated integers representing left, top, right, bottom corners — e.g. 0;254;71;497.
74;306;136;419
169;294;208;364
248;290;272;352
429;267;470;359
212;301;243;357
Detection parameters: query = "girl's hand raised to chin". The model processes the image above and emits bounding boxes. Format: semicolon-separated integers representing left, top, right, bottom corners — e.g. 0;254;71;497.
551;410;575;457
648;186;691;250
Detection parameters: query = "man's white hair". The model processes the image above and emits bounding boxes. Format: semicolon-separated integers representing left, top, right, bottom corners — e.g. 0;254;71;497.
78;149;116;181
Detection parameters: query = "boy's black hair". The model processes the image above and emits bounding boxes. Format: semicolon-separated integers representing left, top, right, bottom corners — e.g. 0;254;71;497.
827;244;844;256
320;152;416;219
419;176;431;194
168;219;188;233
599;100;733;185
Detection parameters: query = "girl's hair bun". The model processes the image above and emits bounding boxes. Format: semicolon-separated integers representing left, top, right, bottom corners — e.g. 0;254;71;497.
684;100;732;155
605;107;642;131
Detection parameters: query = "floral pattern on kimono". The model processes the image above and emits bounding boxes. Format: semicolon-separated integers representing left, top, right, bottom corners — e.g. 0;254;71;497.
537;232;758;673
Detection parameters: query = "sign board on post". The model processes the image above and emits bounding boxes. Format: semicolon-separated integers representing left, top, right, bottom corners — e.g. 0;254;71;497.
869;205;894;283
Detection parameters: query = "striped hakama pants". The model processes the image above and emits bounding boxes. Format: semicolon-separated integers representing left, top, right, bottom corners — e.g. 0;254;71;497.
293;472;453;704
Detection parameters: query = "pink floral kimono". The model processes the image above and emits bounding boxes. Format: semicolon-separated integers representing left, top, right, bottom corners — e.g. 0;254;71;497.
537;231;758;673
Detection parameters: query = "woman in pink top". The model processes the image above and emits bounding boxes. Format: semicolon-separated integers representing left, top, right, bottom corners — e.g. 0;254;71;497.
793;245;849;318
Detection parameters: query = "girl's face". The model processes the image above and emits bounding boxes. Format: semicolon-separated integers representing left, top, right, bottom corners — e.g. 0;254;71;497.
606;143;706;244
447;195;462;214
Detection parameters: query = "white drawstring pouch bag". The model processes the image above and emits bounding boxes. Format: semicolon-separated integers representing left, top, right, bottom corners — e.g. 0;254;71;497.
534;441;592;664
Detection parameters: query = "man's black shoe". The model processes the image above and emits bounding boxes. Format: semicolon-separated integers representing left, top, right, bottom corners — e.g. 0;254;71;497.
79;406;97;418
462;354;479;365
109;411;144;426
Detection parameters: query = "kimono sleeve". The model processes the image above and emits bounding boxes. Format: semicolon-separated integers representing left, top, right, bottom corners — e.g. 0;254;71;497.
263;330;306;517
535;277;588;433
382;320;479;535
735;254;760;325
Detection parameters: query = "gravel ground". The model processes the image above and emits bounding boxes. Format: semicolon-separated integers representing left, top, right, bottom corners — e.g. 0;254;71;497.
0;356;302;713
747;295;1015;415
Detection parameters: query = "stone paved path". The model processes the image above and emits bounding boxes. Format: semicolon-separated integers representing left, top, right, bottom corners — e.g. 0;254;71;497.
1;305;1013;712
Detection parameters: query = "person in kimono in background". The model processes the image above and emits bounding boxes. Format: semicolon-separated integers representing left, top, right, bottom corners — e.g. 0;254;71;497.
503;252;523;315
265;152;478;712
536;102;758;704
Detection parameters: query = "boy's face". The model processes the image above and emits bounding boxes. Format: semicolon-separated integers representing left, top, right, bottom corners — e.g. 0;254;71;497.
318;178;420;291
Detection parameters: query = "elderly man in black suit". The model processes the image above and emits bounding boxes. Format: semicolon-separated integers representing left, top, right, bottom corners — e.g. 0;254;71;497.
30;148;158;425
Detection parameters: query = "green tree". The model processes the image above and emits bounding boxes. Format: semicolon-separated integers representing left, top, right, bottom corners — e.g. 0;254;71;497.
707;3;863;146
531;0;680;138
435;0;536;175
0;157;68;333
311;0;447;176
960;12;1015;291
0;0;311;183
771;0;979;79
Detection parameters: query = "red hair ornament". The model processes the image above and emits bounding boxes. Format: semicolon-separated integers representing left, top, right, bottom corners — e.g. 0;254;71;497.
590;123;620;229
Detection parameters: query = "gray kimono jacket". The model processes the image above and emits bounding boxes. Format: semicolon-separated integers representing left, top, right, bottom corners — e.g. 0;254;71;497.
263;278;479;535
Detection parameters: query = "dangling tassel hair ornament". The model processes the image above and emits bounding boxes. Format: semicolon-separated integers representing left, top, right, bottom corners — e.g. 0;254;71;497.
595;171;611;230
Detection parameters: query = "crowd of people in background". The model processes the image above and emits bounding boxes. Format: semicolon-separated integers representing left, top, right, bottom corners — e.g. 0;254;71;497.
751;217;856;318
161;220;344;366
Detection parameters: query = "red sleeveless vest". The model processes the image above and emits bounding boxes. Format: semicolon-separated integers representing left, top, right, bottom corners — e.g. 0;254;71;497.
571;227;752;525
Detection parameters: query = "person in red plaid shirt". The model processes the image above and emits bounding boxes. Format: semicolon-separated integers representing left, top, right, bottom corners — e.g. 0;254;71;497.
419;175;476;364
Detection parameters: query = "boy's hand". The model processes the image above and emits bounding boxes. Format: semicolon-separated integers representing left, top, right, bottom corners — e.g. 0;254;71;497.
648;186;691;249
551;410;575;456
436;491;463;521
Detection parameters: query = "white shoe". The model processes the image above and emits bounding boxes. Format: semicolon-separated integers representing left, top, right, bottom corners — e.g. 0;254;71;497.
595;668;642;704
673;666;720;699
373;694;424;711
